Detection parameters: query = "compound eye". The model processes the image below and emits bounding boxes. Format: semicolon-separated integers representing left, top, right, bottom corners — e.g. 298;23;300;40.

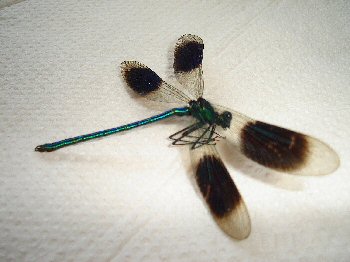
224;111;232;119
219;111;232;129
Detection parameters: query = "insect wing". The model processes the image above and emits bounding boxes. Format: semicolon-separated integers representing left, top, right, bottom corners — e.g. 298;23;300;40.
214;105;340;176
191;144;251;239
174;34;204;99
121;61;190;103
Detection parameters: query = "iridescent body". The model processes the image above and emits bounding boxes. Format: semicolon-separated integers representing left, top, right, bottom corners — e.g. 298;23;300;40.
35;98;231;152
35;107;189;152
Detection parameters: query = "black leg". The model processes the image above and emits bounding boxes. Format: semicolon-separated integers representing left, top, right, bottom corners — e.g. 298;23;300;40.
170;123;223;147
191;125;212;149
169;122;200;141
170;122;205;145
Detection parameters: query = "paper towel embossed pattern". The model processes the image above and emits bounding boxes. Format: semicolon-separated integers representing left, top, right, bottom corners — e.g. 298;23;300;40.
35;34;339;239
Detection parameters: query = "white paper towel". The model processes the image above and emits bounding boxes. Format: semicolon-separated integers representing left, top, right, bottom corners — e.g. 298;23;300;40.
1;0;349;261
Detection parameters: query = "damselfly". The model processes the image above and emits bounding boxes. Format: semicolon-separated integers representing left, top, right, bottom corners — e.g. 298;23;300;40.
35;34;339;239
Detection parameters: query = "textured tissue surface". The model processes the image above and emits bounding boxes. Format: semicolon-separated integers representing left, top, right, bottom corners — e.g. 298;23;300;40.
1;0;350;261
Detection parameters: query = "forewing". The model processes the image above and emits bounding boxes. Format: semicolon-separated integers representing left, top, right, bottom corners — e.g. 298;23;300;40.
174;34;204;99
214;105;340;176
191;144;251;239
121;61;191;103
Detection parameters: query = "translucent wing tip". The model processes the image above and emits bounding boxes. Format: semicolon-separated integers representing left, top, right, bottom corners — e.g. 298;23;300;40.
120;60;144;74
192;145;251;240
177;34;203;45
216;199;251;240
292;136;340;176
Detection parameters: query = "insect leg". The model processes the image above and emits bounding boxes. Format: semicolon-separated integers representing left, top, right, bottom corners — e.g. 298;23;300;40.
191;125;213;149
169;123;200;141
170;122;205;145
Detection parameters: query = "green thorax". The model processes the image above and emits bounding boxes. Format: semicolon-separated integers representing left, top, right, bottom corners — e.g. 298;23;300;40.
188;98;232;129
189;98;218;125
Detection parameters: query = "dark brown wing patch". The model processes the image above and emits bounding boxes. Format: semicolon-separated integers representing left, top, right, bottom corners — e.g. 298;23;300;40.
195;155;241;218
174;35;204;73
121;61;162;95
241;121;308;171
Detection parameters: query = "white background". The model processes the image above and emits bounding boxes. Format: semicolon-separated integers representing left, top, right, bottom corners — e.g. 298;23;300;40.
1;0;349;261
